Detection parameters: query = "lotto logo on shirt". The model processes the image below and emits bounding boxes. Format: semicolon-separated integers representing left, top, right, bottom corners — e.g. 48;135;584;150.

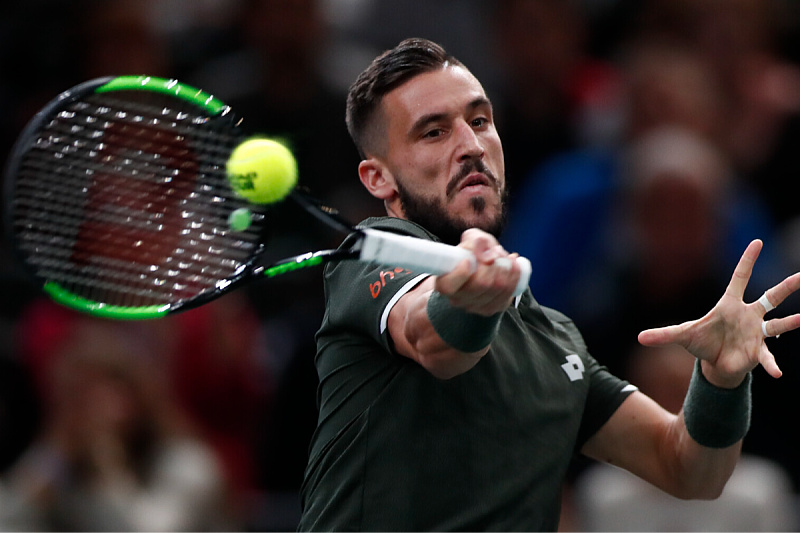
561;354;585;381
370;267;412;298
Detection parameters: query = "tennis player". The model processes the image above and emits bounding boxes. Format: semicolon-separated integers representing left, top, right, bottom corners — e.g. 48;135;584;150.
298;38;800;531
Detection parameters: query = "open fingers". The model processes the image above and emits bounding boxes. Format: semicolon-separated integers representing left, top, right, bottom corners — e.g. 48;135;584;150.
763;313;800;339
726;239;763;300
759;272;800;314
759;345;783;379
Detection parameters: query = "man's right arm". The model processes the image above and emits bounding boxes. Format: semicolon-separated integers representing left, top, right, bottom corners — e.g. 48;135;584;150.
386;228;522;379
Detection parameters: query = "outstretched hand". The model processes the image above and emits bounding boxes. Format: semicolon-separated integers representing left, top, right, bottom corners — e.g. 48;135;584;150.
638;239;800;387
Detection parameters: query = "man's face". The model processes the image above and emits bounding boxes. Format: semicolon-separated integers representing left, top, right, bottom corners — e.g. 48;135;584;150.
377;65;507;244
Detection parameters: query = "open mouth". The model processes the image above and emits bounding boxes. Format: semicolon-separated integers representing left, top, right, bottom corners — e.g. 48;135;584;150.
446;160;499;200
459;173;492;191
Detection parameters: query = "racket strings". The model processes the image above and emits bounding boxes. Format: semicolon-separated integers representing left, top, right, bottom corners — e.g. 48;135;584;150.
28;99;235;215
11;91;265;308
17;151;247;258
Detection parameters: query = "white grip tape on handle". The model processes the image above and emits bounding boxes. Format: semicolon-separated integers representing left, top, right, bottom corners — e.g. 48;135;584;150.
511;256;532;297
359;228;530;296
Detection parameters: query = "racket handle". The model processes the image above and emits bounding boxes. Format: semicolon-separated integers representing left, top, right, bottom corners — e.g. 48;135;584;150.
359;228;531;297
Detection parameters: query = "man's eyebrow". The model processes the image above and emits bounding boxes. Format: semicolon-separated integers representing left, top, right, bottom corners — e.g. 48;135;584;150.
408;96;493;138
408;111;448;138
468;96;493;112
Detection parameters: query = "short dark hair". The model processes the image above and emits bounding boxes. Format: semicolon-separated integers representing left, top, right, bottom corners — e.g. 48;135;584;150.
345;38;464;159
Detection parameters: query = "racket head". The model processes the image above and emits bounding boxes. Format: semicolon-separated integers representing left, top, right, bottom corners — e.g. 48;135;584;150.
4;76;271;319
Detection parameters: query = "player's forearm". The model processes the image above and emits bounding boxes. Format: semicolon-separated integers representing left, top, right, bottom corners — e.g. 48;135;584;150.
400;289;490;379
661;360;749;500
664;414;742;500
411;341;487;380
582;390;742;501
387;281;491;379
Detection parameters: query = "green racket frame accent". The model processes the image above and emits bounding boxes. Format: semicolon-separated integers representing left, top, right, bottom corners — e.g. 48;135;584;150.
262;252;326;278
43;282;171;320
97;75;229;116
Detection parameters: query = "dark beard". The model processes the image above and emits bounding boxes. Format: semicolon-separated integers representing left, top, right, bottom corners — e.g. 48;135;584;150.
396;170;507;246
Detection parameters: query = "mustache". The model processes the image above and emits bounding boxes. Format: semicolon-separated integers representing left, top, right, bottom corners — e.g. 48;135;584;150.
445;159;499;200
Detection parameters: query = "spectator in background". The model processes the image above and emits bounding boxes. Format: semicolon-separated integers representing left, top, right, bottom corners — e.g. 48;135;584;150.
0;306;234;531
77;0;171;80
633;0;800;229
577;126;761;377
500;39;777;321
490;0;620;192
162;294;272;524
620;41;725;146
13;298;272;528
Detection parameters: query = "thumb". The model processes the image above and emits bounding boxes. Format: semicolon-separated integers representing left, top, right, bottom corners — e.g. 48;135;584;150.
638;321;692;347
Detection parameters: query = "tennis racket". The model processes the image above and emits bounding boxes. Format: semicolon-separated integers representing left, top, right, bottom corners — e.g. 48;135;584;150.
3;75;531;320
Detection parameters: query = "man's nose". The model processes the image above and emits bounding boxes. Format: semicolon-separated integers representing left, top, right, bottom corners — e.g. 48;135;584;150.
454;120;484;161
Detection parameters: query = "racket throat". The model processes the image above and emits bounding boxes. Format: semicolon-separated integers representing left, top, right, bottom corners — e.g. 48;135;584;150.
259;248;359;278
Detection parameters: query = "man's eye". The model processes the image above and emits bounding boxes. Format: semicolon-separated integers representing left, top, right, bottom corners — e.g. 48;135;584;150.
471;117;489;128
423;128;444;139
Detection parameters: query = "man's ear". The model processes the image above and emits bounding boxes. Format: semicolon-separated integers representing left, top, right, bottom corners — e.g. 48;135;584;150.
358;158;398;202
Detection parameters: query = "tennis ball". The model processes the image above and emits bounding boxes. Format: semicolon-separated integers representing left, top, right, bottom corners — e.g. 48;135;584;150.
227;207;252;232
226;138;298;204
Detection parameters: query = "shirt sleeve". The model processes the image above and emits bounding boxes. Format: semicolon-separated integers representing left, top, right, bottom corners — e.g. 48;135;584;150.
576;355;638;449
321;218;436;353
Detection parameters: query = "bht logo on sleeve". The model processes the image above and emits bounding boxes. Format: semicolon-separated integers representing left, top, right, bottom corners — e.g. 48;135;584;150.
370;267;412;298
561;354;585;381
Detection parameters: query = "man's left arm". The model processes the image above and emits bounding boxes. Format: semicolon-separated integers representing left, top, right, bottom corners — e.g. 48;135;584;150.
582;239;800;499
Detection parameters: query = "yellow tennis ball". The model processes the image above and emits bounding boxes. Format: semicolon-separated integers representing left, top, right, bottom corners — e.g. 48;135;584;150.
226;138;298;204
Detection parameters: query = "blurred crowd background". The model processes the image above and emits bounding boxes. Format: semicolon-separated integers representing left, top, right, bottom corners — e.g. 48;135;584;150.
2;0;800;530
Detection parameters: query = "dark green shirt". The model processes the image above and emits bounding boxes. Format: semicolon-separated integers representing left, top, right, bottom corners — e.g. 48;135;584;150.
299;217;636;531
